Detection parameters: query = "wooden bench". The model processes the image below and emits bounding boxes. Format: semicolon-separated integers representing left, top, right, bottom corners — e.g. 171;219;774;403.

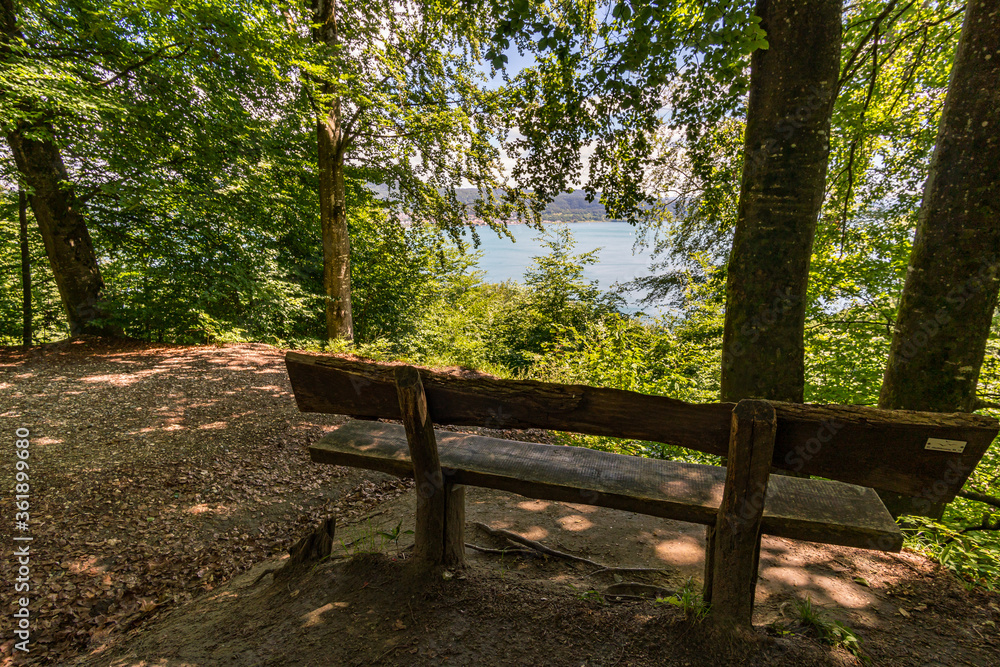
285;352;998;631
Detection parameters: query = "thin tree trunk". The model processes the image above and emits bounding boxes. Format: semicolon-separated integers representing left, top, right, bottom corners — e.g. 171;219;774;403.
313;0;354;341
19;187;31;346
879;0;1000;414
720;0;842;403
7;123;112;337
876;0;1000;518
318;114;354;340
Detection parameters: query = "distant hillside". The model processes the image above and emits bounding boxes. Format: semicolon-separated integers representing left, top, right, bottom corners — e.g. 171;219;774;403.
453;188;609;222
367;185;611;222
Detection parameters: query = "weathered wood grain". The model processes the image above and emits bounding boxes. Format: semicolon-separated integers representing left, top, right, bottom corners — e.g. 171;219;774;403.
444;484;466;567
287;352;999;501
310;420;904;552
394;367;466;568
706;400;776;631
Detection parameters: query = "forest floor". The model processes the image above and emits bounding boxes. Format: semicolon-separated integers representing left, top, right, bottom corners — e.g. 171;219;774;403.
1;339;999;666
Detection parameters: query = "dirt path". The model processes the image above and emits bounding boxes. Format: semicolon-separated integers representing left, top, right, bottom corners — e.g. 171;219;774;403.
1;340;998;666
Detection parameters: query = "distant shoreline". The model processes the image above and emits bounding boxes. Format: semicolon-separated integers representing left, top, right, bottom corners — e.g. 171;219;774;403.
402;218;627;228
468;219;627;226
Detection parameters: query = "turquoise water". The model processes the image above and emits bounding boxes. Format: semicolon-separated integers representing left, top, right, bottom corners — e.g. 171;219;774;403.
461;222;659;310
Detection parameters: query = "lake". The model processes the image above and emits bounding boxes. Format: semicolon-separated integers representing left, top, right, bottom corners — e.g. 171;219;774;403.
461;221;661;312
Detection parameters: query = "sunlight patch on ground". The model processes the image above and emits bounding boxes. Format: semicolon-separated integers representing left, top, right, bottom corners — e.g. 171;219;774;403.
206;591;242;602
556;514;594;532
186;503;230;516
301;602;349;627
67;555;105;576
81;374;142;387
654;534;704;566
517;499;551;511
560;503;599;513
81;368;168;385
517;526;549;541
761;567;872;609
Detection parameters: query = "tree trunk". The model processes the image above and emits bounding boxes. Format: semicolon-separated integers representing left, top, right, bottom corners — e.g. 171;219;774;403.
879;0;1000;414
19;187;31;346
7;123;112;337
876;0;1000;518
318;115;354;341
312;0;354;341
3;0;111;338
720;0;842;403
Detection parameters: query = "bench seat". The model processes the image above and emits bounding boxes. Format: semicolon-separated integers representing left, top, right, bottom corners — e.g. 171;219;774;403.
311;420;903;552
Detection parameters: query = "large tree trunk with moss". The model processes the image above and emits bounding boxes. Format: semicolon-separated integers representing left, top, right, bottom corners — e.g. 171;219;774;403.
879;0;1000;414
313;0;354;341
720;0;842;403
876;0;1000;518
7;123;112;336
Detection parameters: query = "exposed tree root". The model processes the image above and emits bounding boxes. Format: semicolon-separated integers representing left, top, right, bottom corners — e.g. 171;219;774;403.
470;522;671;578
473;522;605;567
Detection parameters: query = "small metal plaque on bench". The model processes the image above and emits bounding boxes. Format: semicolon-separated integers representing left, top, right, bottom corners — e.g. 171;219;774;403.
925;438;967;453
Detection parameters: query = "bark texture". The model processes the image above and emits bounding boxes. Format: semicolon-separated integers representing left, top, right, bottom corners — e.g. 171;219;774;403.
19;187;32;346
313;0;354;341
879;0;1000;414
720;0;842;403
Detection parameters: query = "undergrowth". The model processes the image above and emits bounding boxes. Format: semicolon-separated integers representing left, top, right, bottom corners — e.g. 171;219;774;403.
654;578;709;621
773;596;869;664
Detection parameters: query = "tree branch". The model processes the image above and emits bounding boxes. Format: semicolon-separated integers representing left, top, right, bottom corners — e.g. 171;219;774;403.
94;42;192;88
959;489;1000;510
838;0;906;89
804;319;892;331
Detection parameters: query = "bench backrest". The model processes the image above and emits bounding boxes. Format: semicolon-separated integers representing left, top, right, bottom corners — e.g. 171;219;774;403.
286;352;999;507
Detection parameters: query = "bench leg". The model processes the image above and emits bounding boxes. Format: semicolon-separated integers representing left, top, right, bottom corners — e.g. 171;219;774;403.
396;366;467;570
413;468;447;565
444;483;466;567
703;525;716;603
703;525;761;610
707;399;776;633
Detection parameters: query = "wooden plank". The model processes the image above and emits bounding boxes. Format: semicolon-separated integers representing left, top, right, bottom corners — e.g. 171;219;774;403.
286;352;998;500
310;420;904;552
287;349;732;453
706;400;776;631
769;401;998;507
